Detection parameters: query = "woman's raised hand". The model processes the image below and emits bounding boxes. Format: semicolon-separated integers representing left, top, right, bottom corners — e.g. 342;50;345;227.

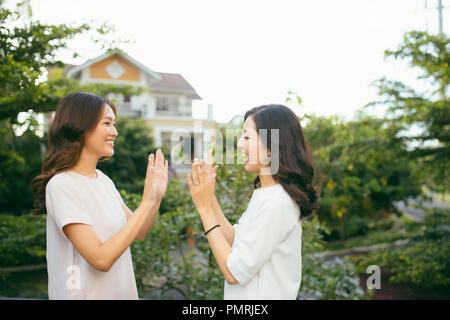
142;149;168;205
206;149;219;190
187;158;216;214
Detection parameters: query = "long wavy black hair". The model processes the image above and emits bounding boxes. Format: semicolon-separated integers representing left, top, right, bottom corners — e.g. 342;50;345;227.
245;104;319;219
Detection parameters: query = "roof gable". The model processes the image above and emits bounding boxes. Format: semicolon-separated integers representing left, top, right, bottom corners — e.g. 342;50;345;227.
66;52;161;82
151;72;201;100
66;51;201;100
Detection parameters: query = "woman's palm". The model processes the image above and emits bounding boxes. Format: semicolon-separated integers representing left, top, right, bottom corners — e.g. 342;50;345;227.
143;149;168;203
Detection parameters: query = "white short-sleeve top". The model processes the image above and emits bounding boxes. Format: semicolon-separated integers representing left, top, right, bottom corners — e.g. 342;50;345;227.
45;169;138;300
224;184;302;300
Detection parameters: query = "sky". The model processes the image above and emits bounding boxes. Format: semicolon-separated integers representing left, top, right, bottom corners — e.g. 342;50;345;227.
5;0;450;123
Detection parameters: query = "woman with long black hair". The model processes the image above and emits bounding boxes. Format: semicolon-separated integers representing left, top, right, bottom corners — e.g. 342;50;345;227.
187;104;319;299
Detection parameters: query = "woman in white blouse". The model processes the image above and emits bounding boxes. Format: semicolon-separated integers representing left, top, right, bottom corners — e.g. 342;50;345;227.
31;92;168;299
187;104;319;299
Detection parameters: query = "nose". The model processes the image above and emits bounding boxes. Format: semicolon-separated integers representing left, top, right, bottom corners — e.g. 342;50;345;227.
237;135;244;151
111;126;118;137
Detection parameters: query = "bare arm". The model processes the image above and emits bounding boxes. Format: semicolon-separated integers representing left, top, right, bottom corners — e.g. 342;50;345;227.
188;159;238;285
122;199;161;241
210;195;235;246
200;208;238;285
64;149;168;272
63;200;154;272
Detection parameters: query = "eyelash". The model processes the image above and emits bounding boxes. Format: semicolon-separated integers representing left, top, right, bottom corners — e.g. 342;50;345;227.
105;122;116;127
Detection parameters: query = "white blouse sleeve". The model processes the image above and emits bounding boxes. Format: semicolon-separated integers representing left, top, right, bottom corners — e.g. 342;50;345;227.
102;171;125;206
46;179;93;239
226;197;294;285
114;187;125;206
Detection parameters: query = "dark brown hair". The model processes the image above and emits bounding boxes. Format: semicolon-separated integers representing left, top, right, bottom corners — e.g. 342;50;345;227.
31;92;116;214
245;104;319;218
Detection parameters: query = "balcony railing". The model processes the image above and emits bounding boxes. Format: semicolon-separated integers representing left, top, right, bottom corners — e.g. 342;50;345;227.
155;110;192;118
117;102;141;118
117;102;193;119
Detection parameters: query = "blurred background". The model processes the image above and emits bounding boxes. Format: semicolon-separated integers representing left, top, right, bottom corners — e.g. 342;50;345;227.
0;0;449;299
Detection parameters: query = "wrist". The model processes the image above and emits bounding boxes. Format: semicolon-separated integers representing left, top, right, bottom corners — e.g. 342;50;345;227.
140;200;156;211
200;213;218;232
156;191;165;203
198;204;213;216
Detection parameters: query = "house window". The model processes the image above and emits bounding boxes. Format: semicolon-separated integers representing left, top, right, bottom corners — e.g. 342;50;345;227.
124;95;131;102
156;96;179;113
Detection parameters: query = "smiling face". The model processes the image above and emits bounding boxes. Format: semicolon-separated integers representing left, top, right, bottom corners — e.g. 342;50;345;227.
237;115;271;174
83;104;118;159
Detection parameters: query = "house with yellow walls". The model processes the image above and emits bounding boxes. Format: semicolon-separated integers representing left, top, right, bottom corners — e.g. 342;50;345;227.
65;51;216;175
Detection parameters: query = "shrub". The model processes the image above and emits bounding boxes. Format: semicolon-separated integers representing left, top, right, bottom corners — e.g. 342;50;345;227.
299;218;369;300
351;239;450;288
0;214;46;266
343;216;370;238
368;218;395;232
350;208;450;289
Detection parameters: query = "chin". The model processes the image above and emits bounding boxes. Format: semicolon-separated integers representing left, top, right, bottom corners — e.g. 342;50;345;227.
244;164;258;173
103;149;114;157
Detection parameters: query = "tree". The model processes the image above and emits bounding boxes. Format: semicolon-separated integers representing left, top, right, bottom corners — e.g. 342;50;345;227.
303;112;422;240
367;31;450;190
0;1;145;124
0;117;43;214
0;1;86;121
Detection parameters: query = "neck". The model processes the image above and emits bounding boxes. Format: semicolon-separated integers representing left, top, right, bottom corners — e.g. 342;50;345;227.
70;148;99;178
258;173;278;189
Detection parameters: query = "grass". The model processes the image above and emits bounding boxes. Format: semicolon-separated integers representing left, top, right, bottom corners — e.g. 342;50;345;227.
0;268;48;299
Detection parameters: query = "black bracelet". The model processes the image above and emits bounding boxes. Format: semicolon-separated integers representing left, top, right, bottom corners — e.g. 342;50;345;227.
204;224;220;236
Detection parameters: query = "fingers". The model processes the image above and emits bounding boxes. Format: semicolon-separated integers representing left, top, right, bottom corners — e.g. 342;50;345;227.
192;156;217;184
155;149;164;168
207;163;218;183
146;153;154;177
149;153;154;166
192;158;207;184
186;173;193;190
192;159;200;186
200;159;208;183
196;159;206;184
207;149;214;166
